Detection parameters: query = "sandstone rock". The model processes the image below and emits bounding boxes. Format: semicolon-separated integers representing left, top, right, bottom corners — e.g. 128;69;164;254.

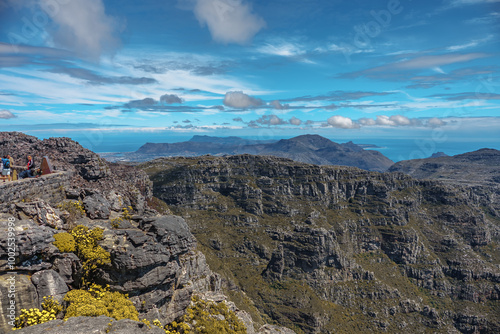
31;269;68;304
0;274;38;333
15;200;64;229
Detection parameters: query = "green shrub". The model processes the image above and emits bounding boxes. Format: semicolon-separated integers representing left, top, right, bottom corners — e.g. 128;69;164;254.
164;295;247;334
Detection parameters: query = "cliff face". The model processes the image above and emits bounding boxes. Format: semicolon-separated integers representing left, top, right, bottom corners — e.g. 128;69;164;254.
388;148;500;186
143;154;500;334
0;134;294;334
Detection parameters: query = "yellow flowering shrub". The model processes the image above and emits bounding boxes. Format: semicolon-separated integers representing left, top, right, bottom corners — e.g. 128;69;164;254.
110;206;134;228
12;296;63;330
163;295;247;334
64;284;139;321
57;200;85;225
53;232;76;253
70;225;111;286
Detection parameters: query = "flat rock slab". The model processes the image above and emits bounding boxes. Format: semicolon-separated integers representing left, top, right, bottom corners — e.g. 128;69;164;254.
13;316;165;334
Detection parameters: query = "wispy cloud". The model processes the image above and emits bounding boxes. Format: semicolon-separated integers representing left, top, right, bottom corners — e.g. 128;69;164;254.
48;67;157;86
446;35;494;51
284;91;394;103
257;42;305;57
406;66;498;89
340;53;490;80
445;0;500;8
465;12;500;24
430;92;500;100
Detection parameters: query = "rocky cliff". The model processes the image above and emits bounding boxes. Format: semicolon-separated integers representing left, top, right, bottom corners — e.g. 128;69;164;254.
0;132;152;215
142;154;500;334
388;148;500;186
0;133;294;334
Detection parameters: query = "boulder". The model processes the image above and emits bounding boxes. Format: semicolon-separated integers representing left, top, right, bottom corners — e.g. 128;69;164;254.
83;194;111;219
16;200;64;229
31;270;68;304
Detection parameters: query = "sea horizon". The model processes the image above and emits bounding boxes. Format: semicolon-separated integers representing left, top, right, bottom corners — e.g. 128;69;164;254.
8;129;500;163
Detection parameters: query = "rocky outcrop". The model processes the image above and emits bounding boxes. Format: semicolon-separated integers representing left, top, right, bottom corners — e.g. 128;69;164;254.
0;208;222;332
143;154;500;333
0;132;152;215
388;148;500;186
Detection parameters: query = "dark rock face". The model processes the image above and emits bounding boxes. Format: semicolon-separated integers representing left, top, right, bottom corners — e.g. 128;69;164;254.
144;154;500;334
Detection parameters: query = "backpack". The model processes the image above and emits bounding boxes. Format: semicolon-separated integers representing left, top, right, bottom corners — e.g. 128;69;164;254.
3;159;10;169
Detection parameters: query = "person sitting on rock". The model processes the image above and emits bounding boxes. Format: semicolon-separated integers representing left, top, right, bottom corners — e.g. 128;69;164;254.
2;155;11;181
26;155;34;170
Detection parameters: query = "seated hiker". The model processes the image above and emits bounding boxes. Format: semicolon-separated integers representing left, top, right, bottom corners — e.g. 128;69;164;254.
2;155;11;181
18;168;41;179
26;155;34;170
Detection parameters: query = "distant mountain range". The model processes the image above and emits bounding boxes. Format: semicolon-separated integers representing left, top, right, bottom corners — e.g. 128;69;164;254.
132;134;394;172
389;148;500;186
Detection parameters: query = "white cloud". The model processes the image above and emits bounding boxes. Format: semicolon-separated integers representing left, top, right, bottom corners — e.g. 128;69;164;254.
256;114;286;125
388;115;411;126
269;100;290;110
193;0;265;44
427;117;447;127
372;115;422;126
327;115;359;129
289;116;302;125
37;0;121;60
0;109;16;119
375;115;395;126
358;118;376;126
223;91;264;108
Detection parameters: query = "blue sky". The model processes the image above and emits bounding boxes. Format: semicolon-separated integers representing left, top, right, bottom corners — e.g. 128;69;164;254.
0;0;499;150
